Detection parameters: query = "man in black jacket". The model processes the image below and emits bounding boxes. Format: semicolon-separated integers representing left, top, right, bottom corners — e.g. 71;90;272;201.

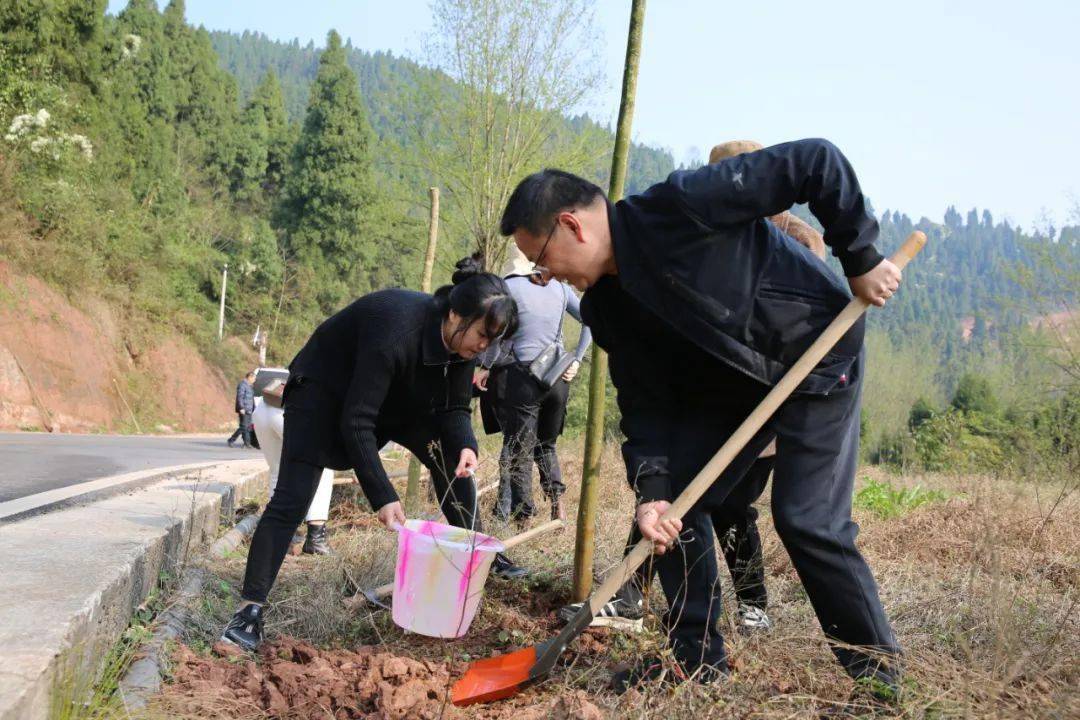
500;139;902;692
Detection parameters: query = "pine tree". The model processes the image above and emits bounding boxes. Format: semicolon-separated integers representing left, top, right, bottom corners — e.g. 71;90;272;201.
247;69;293;199
229;99;269;202
276;30;377;314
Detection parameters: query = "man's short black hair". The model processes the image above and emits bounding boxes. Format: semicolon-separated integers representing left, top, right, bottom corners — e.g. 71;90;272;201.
500;169;606;237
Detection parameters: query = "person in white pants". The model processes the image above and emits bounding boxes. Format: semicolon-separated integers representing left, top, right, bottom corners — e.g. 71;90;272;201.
252;381;336;554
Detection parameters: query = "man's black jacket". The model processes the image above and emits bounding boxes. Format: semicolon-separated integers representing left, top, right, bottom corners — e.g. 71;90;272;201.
282;289;477;511
581;138;880;502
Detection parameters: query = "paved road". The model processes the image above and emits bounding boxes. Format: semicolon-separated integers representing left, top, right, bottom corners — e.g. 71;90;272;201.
0;432;259;502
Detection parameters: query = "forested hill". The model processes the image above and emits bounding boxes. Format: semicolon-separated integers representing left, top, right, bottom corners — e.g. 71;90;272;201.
208;29;1077;351
208;30;678;197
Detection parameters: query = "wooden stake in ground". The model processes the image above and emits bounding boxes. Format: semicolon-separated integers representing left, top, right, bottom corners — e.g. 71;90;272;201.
405;188;442;513
10;349;54;432
573;0;646;603
113;377;142;434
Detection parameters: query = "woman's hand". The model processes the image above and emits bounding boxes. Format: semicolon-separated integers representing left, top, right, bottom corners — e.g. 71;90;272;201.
377;501;406;530
636;501;682;555
455;448;479;478
561;360;581;382
474;368;490;391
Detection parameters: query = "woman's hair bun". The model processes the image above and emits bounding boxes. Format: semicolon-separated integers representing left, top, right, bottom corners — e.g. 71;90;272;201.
451;251;485;284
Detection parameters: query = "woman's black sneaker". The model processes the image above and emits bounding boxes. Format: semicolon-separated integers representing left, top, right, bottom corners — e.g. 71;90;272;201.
221;604;264;652
491;553;529;579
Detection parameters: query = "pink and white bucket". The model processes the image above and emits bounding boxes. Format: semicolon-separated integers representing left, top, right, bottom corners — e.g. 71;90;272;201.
391;519;505;638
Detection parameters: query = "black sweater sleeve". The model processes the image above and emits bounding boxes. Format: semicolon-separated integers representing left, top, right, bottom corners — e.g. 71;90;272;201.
436;359;479;463
339;343;398;511
663;138;884;277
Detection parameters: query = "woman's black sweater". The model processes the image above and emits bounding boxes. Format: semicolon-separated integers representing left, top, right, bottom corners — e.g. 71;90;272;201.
282;289;477;510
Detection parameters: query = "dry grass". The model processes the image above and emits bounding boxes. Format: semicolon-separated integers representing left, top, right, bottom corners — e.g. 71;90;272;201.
157;438;1078;719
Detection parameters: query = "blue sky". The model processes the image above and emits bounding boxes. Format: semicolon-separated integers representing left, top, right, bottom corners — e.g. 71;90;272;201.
108;0;1080;231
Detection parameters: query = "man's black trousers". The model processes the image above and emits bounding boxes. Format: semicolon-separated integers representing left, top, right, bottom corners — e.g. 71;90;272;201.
626;454;772;611
652;368;900;682
241;416;480;604
491;363;570;519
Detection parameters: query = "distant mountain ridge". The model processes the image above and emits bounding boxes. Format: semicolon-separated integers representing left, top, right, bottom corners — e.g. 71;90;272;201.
208;29;1077;356
208;30;678;197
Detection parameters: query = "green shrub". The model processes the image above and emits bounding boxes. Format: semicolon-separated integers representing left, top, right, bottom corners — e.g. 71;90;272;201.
854;479;948;519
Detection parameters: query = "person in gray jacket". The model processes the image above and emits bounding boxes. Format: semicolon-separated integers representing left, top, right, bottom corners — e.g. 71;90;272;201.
227;370;256;448
476;246;591;522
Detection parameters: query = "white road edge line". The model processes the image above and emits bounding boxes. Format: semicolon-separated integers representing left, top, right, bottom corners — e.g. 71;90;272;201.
0;461;222;521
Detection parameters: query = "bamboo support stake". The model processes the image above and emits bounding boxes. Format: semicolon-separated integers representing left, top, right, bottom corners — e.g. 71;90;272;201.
405;188;442;513
573;0;647;602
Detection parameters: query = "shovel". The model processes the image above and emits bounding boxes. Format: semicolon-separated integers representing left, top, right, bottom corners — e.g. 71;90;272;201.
451;231;927;706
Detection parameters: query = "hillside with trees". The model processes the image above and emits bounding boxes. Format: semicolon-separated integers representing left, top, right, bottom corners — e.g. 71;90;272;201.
0;1;1076;471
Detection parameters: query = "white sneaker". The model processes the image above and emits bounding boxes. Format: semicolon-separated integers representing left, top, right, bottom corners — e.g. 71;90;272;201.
737;604;772;632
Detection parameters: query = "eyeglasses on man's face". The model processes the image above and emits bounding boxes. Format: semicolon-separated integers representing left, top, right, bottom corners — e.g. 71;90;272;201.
529;212;570;286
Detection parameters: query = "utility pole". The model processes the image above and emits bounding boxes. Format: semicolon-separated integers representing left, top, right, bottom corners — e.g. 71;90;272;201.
572;0;647;602
405;188;441;513
217;263;228;341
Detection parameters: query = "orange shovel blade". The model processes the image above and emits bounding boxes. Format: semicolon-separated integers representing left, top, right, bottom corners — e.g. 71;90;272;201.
451;645;539;706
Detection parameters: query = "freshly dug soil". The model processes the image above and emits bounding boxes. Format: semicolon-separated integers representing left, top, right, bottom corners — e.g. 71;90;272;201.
165;637;459;719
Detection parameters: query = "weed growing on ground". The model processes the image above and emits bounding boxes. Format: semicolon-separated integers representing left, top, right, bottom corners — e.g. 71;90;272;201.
854;477;949;518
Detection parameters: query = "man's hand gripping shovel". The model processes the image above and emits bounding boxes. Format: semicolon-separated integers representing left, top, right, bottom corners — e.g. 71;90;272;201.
451;231;927;706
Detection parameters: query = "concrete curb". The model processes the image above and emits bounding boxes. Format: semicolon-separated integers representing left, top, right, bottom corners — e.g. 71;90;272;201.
0;459;268;720
118;512;262;708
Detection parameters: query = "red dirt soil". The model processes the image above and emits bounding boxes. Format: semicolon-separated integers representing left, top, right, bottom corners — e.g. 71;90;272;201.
167;637;459;719
0;263;236;432
163;636;607;719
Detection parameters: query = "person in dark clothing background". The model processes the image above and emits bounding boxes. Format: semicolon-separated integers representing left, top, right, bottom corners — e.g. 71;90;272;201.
475;244;592;523
500;138;904;695
222;258;529;652
227;370;256;448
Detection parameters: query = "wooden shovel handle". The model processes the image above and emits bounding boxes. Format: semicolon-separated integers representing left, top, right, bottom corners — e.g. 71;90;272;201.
588;231;927;616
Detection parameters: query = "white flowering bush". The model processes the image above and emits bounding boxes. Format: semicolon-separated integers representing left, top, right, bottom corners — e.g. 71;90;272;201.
121;34;143;60
4;107;93;161
4;108;50;141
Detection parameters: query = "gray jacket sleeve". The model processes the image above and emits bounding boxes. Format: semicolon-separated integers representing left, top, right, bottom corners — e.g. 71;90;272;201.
563;285;592;362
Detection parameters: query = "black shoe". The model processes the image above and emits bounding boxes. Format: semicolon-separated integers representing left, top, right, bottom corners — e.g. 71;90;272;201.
611;656;726;694
611;656;686;694
221;604;264;652
852;671;904;705
302;524;333;555
491;552;529;580
227;438;237;448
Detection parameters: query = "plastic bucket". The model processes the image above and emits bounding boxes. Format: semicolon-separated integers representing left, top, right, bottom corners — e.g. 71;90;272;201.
391;519;505;638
